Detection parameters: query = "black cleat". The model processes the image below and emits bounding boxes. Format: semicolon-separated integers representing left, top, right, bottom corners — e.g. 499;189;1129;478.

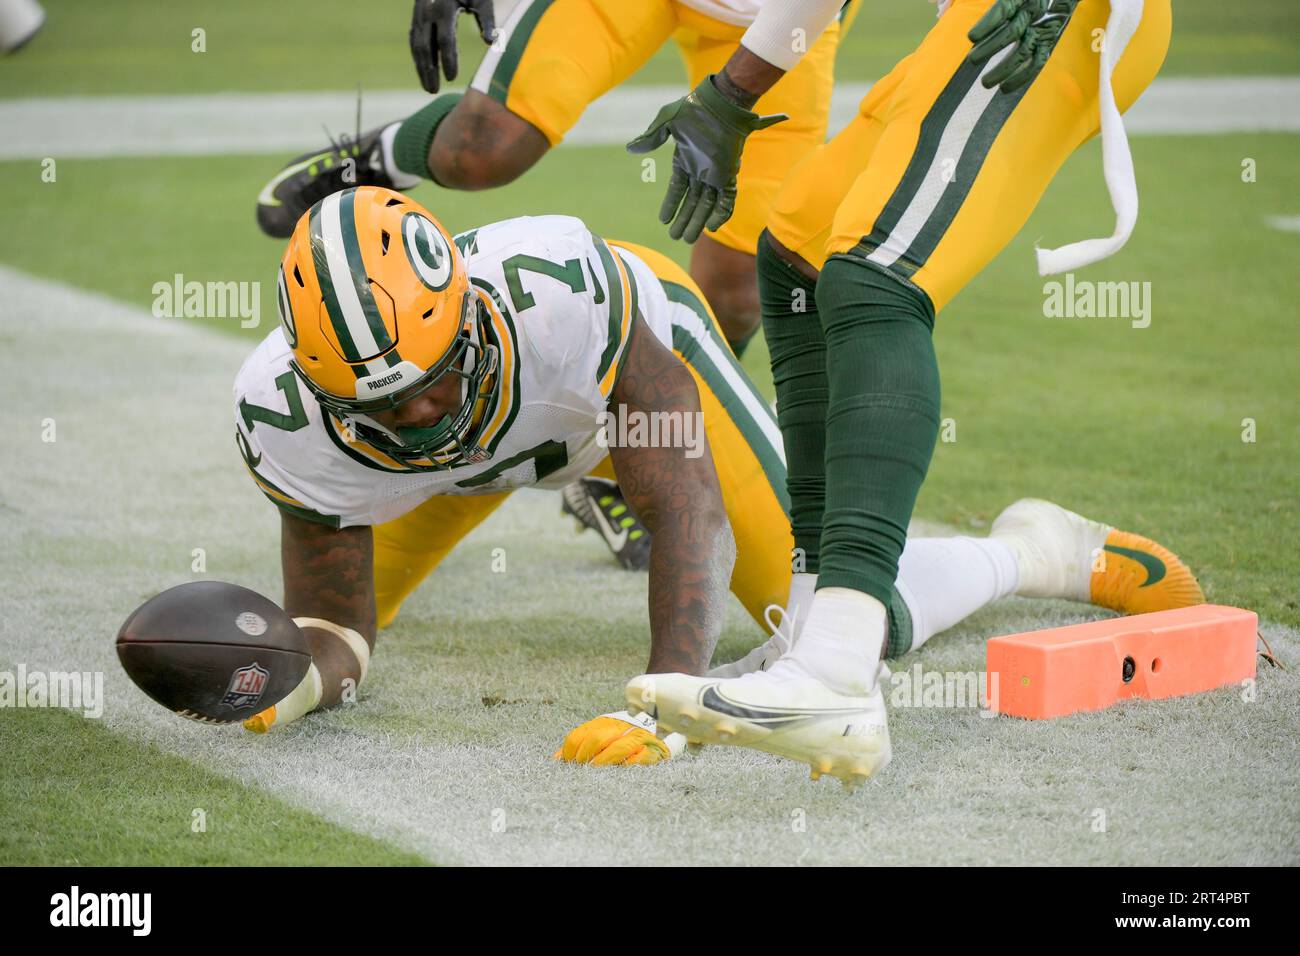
256;125;398;238
561;478;652;572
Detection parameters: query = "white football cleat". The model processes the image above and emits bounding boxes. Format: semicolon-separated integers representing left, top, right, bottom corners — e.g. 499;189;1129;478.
626;667;891;789
707;604;795;679
990;497;1109;602
991;497;1205;615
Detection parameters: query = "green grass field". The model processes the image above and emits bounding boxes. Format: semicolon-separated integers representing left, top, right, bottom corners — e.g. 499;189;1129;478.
1;0;1298;867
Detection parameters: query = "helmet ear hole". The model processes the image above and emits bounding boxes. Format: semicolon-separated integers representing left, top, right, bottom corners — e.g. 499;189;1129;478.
381;230;391;255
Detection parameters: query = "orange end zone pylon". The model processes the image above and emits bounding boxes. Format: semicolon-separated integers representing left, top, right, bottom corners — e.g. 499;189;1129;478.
986;605;1258;719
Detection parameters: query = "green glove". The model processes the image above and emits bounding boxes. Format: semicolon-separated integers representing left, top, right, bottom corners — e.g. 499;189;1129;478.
627;74;787;243
967;0;1080;95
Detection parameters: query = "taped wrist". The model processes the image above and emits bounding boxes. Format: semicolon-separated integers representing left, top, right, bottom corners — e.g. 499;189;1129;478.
603;710;686;757
272;617;371;722
293;616;371;684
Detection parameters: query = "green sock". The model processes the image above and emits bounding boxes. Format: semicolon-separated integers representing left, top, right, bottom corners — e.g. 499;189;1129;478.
757;232;826;574
814;254;940;606
391;93;462;182
886;586;913;659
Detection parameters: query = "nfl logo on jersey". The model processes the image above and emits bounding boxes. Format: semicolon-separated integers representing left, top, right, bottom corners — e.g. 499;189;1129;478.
221;662;270;709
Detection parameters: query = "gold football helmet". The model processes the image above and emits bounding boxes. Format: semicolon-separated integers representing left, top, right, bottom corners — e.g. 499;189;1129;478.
276;186;497;466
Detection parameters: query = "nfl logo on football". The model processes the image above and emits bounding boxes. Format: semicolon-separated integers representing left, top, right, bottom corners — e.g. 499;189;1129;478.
222;663;270;709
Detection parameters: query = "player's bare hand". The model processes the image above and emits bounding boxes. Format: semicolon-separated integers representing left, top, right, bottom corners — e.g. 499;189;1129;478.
410;0;497;94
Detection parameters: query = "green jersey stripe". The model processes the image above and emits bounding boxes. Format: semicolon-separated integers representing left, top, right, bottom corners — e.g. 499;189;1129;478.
258;487;342;528
862;57;985;248
591;235;626;383
662;280;790;514
486;0;556;105
471;277;522;456
892;48;1056;274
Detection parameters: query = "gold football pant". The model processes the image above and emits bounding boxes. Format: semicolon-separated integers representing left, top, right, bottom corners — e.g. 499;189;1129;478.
470;0;840;254
767;0;1172;312
373;244;793;630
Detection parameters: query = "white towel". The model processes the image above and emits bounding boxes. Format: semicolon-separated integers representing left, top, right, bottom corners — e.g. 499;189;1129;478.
1036;0;1145;275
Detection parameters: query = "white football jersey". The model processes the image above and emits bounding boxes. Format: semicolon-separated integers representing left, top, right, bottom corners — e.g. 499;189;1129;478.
234;215;675;528
676;0;764;27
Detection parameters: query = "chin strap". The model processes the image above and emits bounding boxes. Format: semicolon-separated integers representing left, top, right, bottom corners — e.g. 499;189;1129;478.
293;616;371;684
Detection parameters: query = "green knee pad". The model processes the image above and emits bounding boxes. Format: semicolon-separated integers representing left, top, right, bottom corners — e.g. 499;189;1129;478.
391;93;462;182
814;254;940;606
757;232;826;573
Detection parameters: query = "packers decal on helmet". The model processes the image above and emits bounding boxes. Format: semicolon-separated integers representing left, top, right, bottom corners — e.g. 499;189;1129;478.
403;211;454;292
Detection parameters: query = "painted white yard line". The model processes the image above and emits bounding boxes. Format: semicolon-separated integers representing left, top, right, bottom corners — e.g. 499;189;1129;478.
1265;214;1300;233
2;76;1298;160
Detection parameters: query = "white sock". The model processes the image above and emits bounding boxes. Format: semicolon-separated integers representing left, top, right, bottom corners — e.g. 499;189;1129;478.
379;122;423;189
895;536;1020;653
785;572;817;641
770;587;887;695
270;663;323;724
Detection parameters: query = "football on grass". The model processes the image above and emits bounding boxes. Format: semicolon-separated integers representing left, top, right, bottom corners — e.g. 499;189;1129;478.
116;581;310;724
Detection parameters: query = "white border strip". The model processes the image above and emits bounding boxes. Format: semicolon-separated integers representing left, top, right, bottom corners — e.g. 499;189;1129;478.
2;77;1298;160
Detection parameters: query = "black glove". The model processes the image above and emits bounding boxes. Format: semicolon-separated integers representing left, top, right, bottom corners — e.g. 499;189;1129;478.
410;0;497;94
627;74;786;243
967;0;1080;94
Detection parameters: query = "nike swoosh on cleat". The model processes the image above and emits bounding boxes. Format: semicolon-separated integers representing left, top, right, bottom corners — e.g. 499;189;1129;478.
257;151;334;208
589;499;629;551
700;685;867;727
1104;544;1166;587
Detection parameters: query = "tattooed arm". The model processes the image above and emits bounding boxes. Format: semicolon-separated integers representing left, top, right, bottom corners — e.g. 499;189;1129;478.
280;512;376;710
608;321;737;675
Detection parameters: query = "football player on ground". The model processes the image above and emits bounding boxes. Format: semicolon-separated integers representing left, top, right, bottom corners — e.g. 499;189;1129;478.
254;0;855;570
236;185;1202;767
625;0;1175;782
